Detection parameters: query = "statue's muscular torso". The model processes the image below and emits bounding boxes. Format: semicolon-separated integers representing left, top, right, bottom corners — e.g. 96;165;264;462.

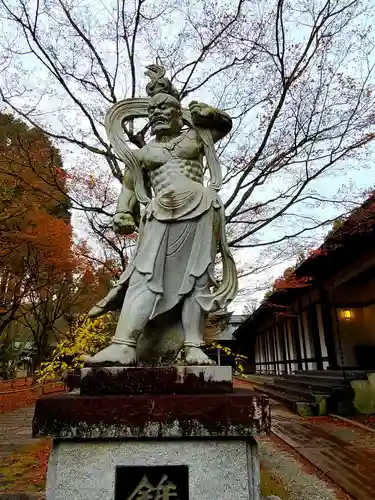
138;129;204;196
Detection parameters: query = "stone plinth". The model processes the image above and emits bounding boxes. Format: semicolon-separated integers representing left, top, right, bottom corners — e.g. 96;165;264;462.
33;367;270;500
33;392;270;439
80;365;233;396
46;439;260;500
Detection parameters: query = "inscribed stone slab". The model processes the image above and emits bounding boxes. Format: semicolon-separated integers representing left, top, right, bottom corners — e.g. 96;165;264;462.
47;439;260;500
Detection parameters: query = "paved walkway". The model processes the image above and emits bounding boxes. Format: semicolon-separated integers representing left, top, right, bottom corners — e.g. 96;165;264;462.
235;377;375;500
272;414;375;500
0;406;38;459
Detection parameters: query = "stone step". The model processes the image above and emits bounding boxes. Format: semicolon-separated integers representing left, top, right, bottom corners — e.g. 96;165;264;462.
267;380;355;414
265;381;330;400
290;372;349;383
262;380;354;416
253;383;311;402
272;377;349;393
252;386;318;417
294;369;374;380
244;374;275;384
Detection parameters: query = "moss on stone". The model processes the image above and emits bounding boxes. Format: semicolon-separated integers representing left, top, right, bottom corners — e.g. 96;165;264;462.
80;367;233;396
33;393;271;438
295;402;314;417
314;395;327;416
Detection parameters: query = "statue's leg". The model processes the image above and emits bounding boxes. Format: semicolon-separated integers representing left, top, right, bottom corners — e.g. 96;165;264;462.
83;271;156;365
182;276;215;366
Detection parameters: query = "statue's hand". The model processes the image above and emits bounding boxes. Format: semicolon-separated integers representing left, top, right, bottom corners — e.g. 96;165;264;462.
189;101;216;126
113;212;136;235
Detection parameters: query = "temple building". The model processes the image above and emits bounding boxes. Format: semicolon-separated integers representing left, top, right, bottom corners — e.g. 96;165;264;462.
233;194;375;415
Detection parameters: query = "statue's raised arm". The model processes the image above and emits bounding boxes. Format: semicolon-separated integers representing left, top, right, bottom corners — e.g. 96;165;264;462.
85;64;238;367
189;100;232;143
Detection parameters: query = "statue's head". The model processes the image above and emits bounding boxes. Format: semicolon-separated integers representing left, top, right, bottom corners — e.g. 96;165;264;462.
145;64;182;138
148;93;183;138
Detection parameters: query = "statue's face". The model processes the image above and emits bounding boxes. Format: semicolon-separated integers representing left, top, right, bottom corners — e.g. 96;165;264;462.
148;93;182;137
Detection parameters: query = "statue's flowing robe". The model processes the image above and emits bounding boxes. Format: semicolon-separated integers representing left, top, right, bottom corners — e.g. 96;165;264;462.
89;175;236;319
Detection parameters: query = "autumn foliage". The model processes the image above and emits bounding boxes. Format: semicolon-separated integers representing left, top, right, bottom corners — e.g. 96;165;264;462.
0;113;71;302
35;314;115;382
0;113;123;375
0;112;70;260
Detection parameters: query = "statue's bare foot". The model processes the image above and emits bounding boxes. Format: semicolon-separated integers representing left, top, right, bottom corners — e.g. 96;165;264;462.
82;343;137;366
184;346;216;366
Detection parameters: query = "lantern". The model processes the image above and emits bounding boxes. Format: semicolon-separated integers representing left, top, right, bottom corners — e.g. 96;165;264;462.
343;309;352;320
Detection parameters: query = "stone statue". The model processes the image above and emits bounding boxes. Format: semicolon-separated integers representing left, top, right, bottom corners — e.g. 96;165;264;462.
84;64;238;366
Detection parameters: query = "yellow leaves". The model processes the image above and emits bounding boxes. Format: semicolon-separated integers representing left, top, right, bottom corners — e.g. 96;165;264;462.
35;313;114;382
236;354;247;360
209;341;247;378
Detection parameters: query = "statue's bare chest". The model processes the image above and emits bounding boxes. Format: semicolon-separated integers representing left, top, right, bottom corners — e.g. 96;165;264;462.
141;133;201;171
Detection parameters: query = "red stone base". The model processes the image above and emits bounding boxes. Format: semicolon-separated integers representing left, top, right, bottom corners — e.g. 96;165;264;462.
32;392;271;439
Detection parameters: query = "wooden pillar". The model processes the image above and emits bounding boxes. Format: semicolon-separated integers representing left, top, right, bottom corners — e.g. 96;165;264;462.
267;328;275;374
263;333;268;373
297;315;307;370
257;335;262;373
316;303;329;369
308;304;323;370
287;320;298;373
255;336;262;374
275;325;284;374
272;321;279;374
279;321;288;374
302;311;316;370
320;289;339;369
291;317;303;371
283;322;291;374
261;333;267;374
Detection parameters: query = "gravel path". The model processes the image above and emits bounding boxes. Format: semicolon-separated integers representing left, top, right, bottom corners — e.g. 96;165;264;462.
258;435;346;500
0;407;37;459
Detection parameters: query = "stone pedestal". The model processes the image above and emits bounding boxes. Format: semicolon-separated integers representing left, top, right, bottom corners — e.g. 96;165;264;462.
33;367;270;500
80;365;233;395
46;440;260;500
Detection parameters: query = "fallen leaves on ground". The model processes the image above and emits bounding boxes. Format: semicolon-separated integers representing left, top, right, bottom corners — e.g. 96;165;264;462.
0;440;51;493
260;466;291;499
0;382;66;414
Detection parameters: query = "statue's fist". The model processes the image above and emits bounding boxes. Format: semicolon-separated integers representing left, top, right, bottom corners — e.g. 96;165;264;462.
113;212;136;235
189;101;214;125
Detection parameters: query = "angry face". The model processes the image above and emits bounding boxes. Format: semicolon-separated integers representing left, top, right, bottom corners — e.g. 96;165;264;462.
148;93;183;138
